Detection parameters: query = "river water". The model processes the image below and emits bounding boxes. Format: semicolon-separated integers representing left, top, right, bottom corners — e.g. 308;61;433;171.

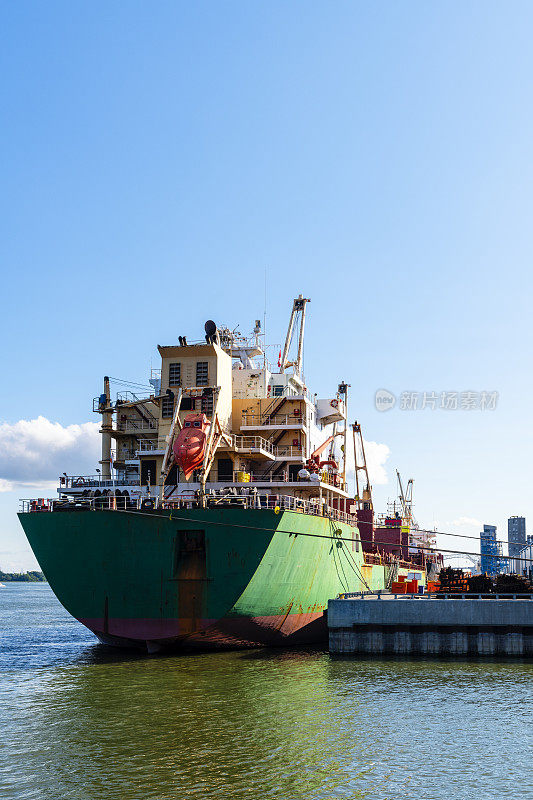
0;584;531;800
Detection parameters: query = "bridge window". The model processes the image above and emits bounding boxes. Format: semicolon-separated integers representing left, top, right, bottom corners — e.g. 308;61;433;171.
201;393;214;413
161;396;174;418
169;363;181;386
196;362;209;386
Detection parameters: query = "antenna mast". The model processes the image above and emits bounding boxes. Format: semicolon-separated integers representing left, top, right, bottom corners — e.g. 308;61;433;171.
263;267;267;371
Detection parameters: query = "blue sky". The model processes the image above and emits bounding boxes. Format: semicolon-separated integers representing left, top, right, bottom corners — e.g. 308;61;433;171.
1;1;532;569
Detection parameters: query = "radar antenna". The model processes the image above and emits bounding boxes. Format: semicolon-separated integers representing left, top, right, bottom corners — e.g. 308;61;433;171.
204;320;219;345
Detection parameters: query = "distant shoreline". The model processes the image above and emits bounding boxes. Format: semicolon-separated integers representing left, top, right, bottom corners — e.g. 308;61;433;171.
0;571;47;583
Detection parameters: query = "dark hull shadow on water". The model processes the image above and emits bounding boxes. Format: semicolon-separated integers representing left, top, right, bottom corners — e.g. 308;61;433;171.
77;640;329;666
74;643;154;666
237;644;328;661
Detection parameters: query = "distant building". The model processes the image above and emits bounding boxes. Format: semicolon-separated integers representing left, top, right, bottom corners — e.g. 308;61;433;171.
508;516;527;559
512;541;533;580
480;524;507;576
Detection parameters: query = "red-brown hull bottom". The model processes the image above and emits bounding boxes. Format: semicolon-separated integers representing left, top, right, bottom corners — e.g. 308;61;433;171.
81;611;327;652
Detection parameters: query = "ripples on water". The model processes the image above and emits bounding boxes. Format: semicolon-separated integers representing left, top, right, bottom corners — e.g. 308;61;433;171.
0;584;531;800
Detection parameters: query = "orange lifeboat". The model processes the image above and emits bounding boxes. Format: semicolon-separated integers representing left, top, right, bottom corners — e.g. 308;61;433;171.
173;413;210;480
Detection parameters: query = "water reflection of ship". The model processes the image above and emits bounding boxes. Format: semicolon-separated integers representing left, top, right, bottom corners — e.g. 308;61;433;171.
25;650;350;799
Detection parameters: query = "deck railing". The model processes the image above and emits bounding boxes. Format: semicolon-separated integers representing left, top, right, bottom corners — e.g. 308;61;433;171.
58;476;141;489
120;449;139;460
209;470;343;491
274;445;303;458
137;434;282;457
209;470;289;484
135;434;281;457
56;467;345;493
339;591;533;600
164;492;357;524
116;419;158;432
20;497;147;512
20;493;359;525
318;471;346;491
231;435;276;454
116;391;154;404
241;413;305;427
137;439;167;452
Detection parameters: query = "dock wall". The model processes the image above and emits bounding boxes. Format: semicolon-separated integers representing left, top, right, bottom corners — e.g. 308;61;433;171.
328;597;533;656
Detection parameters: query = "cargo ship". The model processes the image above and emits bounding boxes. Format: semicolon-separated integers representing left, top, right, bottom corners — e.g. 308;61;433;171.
19;296;441;652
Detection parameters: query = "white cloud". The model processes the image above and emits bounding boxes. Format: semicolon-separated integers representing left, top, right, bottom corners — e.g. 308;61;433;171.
364;440;391;485
451;516;482;528
344;437;391;487
0;416;100;484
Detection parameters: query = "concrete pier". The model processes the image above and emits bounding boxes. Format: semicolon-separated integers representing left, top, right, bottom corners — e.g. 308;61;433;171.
328;595;533;656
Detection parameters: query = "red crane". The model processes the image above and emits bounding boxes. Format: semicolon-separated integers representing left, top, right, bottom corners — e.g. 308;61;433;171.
306;432;343;472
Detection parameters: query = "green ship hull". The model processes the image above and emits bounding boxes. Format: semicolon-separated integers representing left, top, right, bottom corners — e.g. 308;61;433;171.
19;507;420;651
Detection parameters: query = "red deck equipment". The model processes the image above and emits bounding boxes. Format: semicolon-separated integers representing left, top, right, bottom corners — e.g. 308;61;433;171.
173;413;210;480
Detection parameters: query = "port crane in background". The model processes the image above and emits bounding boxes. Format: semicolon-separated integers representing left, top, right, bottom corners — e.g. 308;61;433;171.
443;553;481;572
397;470;415;527
381;470;413;522
390;470;440;564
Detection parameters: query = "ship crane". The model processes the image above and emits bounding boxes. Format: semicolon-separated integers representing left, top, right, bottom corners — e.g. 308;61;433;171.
352;421;373;510
279;295;310;376
306;432;343;472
